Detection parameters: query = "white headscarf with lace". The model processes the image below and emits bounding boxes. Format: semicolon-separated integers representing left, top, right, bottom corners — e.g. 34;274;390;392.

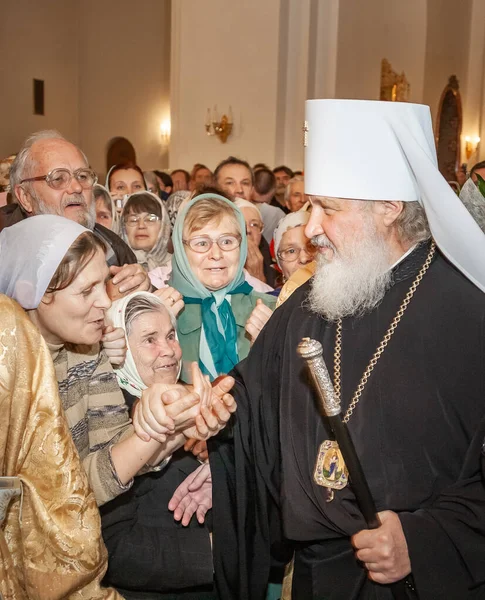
106;291;181;397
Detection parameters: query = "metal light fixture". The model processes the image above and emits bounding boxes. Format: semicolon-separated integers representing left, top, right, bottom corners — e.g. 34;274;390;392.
160;120;171;145
464;135;480;160
205;106;233;143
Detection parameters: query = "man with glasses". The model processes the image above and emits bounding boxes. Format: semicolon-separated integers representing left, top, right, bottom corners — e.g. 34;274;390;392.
2;130;150;296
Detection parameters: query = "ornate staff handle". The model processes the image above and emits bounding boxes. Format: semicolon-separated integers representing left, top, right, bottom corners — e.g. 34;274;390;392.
297;338;418;600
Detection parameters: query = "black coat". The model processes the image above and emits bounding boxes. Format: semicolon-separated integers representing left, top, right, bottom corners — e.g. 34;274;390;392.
209;243;485;600
101;392;214;598
259;235;278;288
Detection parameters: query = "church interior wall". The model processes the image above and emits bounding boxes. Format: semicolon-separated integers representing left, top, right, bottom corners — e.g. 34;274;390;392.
78;0;171;178
1;0;484;172
422;0;473;130
169;0;281;171
0;0;80;158
335;0;427;104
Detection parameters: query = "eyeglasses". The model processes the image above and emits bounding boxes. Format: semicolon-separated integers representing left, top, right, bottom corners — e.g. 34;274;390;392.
247;220;264;233
183;234;242;254
277;242;316;262
20;168;97;190
124;213;161;227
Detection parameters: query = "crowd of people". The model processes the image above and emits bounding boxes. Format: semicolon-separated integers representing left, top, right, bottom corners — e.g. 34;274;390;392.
1;97;485;600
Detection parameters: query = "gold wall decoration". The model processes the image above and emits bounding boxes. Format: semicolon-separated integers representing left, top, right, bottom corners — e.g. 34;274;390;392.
380;59;410;102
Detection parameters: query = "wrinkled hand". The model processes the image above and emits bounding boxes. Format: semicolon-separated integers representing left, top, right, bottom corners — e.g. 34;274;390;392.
184;438;209;461
245;298;273;344
182;369;236;440
352;511;411;584
244;238;266;282
108;263;151;298
101;325;127;366
153;286;184;317
133;383;199;443
168;462;212;525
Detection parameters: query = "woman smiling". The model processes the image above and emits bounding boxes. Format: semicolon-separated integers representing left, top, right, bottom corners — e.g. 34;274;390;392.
0;215;232;506
170;193;276;382
101;291;234;598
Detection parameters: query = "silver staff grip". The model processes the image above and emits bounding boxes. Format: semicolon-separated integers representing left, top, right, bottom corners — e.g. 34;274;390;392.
297;337;341;417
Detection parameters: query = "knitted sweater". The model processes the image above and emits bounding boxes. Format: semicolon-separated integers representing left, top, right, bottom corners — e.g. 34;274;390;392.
49;342;134;506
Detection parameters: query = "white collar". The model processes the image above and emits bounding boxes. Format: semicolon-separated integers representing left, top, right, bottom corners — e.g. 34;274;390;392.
389;244;417;271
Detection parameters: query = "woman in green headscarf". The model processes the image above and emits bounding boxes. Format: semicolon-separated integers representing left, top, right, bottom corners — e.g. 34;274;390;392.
170;193;276;382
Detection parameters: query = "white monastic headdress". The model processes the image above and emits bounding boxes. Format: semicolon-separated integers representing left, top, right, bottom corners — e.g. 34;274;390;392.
0;215;88;308
305;99;485;292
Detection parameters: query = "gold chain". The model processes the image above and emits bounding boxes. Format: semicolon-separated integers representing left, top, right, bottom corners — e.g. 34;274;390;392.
333;242;436;424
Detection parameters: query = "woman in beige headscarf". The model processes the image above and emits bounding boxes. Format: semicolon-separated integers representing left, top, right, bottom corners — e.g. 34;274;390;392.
0;295;121;600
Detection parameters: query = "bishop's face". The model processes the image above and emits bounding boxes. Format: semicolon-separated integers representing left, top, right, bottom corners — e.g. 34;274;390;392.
305;196;376;259
305;196;395;321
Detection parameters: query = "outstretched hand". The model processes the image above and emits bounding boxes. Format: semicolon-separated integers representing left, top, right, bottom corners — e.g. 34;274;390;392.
181;366;236;440
168;462;212;525
245;298;273;345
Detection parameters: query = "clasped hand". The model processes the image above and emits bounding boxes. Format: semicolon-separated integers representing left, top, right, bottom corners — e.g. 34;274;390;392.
352;510;411;584
132;362;236;444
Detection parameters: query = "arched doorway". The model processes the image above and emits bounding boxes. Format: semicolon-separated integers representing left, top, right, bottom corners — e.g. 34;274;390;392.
436;76;462;184
106;137;137;172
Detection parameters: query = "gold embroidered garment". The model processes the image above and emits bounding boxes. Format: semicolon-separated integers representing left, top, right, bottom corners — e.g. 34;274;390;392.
0;295;122;600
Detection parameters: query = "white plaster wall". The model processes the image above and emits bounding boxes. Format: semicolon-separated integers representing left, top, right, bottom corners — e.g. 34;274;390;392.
2;0;484;175
335;0;427;103
78;0;171;177
274;0;311;170
169;0;281;171
0;0;80;157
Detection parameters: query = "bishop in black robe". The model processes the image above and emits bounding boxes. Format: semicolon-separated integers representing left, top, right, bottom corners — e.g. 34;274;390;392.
209;242;485;600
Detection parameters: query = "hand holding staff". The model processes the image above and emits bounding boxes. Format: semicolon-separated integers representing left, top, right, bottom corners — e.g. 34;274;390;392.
297;337;418;600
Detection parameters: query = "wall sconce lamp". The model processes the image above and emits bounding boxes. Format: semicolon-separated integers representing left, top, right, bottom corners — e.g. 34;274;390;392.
160;120;171;145
205;106;233;143
464;135;480;161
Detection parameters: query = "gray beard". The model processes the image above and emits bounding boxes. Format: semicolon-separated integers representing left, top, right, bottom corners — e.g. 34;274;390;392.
32;192;96;230
307;225;393;321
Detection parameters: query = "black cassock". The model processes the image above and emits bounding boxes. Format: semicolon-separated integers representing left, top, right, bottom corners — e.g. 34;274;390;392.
209;242;485;600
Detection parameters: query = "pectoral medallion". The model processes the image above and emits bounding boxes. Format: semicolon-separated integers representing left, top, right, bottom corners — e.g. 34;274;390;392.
314;440;348;502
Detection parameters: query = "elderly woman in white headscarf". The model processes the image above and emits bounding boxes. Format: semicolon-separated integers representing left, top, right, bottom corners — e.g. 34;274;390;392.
119;191;172;271
0;215;233;508
100;290;235;599
273;210;316;282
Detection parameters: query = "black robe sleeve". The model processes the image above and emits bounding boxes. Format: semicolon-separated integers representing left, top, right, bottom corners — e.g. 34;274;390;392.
208;298;294;600
399;421;485;598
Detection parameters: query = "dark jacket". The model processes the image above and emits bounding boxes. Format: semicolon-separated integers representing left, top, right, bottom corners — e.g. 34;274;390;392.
259;235;278;288
0;203;136;267
100;390;214;598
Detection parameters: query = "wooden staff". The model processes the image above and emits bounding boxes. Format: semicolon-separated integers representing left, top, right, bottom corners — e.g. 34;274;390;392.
297;337;417;600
